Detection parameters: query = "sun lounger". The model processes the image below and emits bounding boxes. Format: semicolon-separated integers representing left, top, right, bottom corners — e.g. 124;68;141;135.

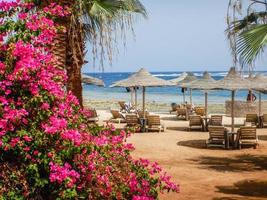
125;114;140;132
109;110;126;124
177;108;188;120
208;115;223;126
118;101;127;113
206;126;227;148
189;115;204;131
146;115;165;132
170;103;180;114
194;107;205;116
137;110;149;118
263;114;267;128
88;109;99;123
245;114;258;127
237;126;258;149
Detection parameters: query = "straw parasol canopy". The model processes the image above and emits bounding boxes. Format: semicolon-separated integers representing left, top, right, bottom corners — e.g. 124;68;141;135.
82;74;105;87
110;68;174;88
251;74;267;91
110;68;174;124
251;74;267;116
176;72;197;104
170;72;188;84
188;71;216;90
213;67;252;132
186;71;216;117
214;67;251;91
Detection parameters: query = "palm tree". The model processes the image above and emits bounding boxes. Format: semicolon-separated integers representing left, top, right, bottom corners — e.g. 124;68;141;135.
35;0;146;106
227;0;267;68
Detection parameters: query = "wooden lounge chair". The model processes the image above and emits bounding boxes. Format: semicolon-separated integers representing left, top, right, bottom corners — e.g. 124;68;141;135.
262;114;267;128
109;110;126;124
208;115;223;126
146;115;165;132
177;108;188;120
194;107;205;116
137;110;149;118
206;126;227;148
245;114;258;127
170;103;180;114
125;114;140;132
118;101;127;113
189;115;204;131
88;109;99;123
237;126;258;149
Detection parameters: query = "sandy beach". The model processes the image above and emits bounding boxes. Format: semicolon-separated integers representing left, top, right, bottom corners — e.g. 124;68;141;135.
96;110;267;200
84;99;226;114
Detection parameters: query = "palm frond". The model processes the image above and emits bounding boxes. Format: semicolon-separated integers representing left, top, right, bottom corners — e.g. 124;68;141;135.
74;0;147;69
236;24;267;66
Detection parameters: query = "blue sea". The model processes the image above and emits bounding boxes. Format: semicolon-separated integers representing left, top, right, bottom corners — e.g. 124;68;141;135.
83;71;267;104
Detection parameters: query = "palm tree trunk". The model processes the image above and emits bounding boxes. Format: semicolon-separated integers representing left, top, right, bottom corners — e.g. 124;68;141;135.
65;19;85;107
39;1;85;107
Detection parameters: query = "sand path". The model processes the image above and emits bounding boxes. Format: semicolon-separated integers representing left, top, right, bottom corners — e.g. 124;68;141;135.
98;110;267;200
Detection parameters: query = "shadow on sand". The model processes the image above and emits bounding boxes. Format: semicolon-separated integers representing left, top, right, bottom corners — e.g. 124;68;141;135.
258;135;267;141
177;140;207;149
161;116;186;121
214;180;267;199
190;154;267;172
167;127;189;131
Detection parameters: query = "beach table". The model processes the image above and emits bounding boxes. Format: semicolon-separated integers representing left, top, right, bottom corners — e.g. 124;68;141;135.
259;115;264;128
139;118;147;133
201;116;210;132
225;132;237;149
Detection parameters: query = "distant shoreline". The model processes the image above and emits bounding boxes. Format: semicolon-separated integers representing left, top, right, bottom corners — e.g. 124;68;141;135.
84;99;225;114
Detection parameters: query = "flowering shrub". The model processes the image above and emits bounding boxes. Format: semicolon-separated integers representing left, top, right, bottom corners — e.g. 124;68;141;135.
0;1;179;199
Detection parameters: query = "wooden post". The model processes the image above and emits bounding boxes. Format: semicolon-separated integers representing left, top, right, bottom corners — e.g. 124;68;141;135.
130;87;134;106
142;87;146;118
231;90;235;132
205;92;208;118
135;87;138;109
259;92;262;116
183;88;186;103
190;88;192;105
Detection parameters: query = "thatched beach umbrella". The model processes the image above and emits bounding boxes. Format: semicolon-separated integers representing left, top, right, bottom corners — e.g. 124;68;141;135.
170;72;187;84
214;67;252;132
170;72;188;103
82;74;105;87
177;72;198;104
251;74;267;116
187;71;216;117
110;68;174;118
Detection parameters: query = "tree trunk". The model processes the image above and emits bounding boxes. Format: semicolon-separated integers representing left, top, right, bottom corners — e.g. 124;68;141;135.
40;1;85;107
65;19;85;107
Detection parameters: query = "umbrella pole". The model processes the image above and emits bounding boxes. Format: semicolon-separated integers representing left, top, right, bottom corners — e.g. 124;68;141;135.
259;92;262;116
183;88;185;104
131;87;134;106
135;87;138;109
205;92;208;118
231;90;235;132
190;89;192;105
142;87;146;118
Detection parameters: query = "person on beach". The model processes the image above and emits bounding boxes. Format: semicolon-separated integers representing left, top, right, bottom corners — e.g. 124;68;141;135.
247;90;257;102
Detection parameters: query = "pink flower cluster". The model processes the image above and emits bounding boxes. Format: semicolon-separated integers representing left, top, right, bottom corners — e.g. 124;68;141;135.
49;162;80;188
0;0;179;199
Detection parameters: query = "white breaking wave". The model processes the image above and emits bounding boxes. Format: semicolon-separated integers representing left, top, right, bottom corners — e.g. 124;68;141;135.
153;73;181;77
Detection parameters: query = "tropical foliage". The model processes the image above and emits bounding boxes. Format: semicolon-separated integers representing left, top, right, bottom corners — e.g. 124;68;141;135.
31;0;146;106
0;1;178;199
227;0;267;68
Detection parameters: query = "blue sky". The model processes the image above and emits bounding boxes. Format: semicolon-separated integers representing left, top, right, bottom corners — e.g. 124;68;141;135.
84;0;267;73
